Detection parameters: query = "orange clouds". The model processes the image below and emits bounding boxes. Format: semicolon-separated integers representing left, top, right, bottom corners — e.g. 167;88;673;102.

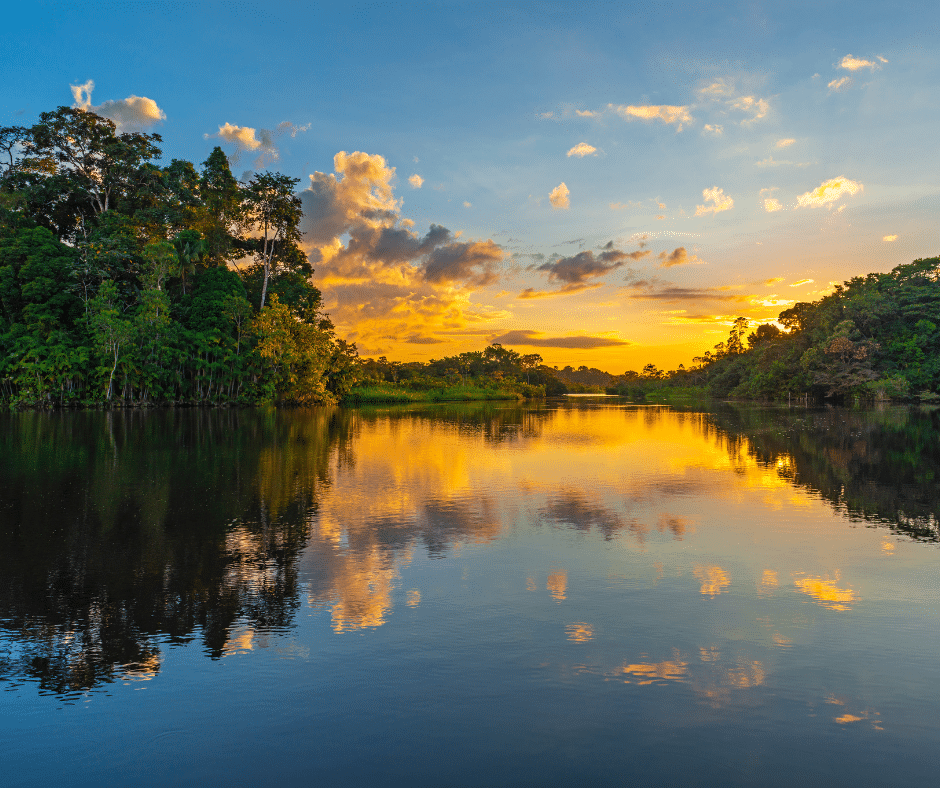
549;182;570;209
489;330;629;349
828;76;852;92
658;247;704;268
206;120;309;167
610;103;693;130
300;151;508;355
566;142;597;157
839;54;882;71
795;176;863;208
695;187;733;216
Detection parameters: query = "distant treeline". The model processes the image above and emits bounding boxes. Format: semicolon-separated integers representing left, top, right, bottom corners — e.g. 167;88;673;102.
356;344;566;398
1;106;358;407
609;256;940;403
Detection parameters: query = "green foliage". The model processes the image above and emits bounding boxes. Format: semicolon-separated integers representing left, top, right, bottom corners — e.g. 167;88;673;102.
640;257;940;403
352;343;565;403
0;104;349;409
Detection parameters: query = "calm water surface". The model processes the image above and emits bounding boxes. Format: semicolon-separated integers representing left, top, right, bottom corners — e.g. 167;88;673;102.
1;402;938;787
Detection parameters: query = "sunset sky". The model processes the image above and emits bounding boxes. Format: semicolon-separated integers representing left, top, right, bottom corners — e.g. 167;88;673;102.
3;1;939;371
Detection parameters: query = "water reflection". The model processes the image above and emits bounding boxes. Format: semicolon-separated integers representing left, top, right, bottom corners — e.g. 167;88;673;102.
0;401;937;699
0;409;344;692
701;404;940;542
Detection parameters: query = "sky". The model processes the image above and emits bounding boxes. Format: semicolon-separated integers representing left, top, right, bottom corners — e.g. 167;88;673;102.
3;1;940;371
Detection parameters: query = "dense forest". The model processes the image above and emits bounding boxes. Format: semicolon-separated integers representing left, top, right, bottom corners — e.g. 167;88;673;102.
611;256;940;403
0;106;358;407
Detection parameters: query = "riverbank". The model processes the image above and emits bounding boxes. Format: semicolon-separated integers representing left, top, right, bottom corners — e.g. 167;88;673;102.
344;382;541;404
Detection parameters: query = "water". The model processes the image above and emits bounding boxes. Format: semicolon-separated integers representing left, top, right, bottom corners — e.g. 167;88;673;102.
1;402;937;787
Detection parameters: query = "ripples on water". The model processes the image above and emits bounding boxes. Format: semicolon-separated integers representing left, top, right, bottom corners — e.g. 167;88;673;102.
0;402;938;787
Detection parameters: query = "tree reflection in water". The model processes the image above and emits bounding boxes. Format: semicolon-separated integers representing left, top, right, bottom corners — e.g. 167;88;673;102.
700;404;940;542
0;409;348;693
0;403;548;694
1;401;937;696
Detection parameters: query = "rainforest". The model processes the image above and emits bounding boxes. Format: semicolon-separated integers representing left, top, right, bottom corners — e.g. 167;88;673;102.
2;106;938;408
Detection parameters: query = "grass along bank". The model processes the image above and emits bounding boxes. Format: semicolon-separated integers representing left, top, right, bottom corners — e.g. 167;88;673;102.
345;380;543;404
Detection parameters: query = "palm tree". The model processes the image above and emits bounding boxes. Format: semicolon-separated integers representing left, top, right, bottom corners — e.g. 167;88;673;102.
170;229;205;294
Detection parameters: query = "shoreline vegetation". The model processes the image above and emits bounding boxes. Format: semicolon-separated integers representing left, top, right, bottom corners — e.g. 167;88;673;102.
2;106;939;410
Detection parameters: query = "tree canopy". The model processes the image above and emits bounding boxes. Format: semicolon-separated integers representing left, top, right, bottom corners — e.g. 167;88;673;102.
0;105;358;407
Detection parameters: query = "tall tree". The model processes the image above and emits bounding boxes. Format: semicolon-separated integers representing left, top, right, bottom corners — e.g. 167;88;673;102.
240;172;303;309
20;108;162;236
197;147;242;266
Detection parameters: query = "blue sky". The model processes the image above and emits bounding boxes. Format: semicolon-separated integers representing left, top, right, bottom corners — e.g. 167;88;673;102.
3;1;939;369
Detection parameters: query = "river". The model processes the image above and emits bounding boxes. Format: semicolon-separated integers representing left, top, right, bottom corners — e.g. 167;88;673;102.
1;401;937;786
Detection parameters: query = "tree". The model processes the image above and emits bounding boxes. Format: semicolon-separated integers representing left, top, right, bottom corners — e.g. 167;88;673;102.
240;172;303;309
748;323;782;347
778;302;812;334
197;147;242;266
170;229;204;294
726;317;749;355
142;240;176;291
87;280;135;400
18;107;162;239
520;353;543;383
0;125;28;180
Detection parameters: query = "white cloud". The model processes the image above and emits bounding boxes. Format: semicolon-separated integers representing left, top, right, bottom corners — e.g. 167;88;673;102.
695;186;733;216
549;182;570;209
567;142;597;157
883;234;898;242
763;198;783;212
408;174;424;188
702;124;724;135
276;121;310;137
609;103;693;131
839;54;880;71
755;156;810;168
828;76;852;92
776;138;795;148
208;123;276;167
463;201;472;208
575;109;599;117
70;79;166;132
698;79;735;97
730;95;769;124
205;119;307;168
70;80;94;108
215;122;268;151
795;176;863;208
